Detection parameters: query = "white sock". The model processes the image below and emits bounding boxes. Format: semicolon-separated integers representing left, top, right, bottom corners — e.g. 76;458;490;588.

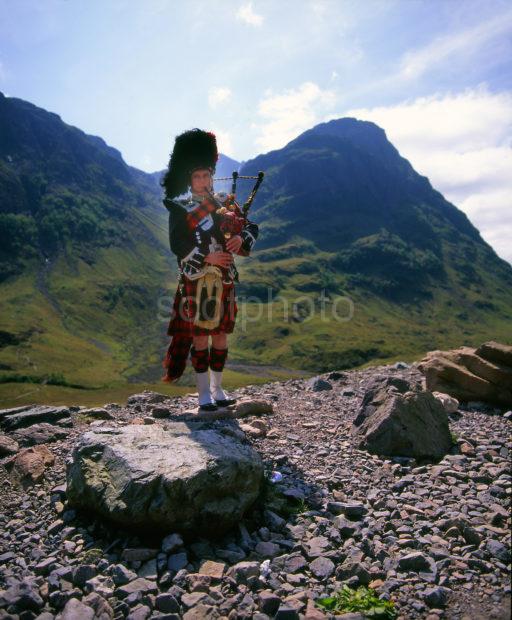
210;370;227;401
196;371;214;406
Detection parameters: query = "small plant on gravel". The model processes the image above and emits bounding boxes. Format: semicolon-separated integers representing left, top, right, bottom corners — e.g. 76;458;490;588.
450;431;459;444
80;548;103;563
74;412;98;425
288;496;309;515
316;585;397;618
257;474;310;517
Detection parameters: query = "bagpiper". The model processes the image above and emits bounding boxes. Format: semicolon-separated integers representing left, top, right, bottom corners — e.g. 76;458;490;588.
161;128;259;411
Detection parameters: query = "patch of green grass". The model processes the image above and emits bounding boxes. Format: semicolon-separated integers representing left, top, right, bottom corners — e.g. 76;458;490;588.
0;371;95;389
0;367;294;409
2;221;511;407
73;412;104;425
288;496;309;515
316;585;396;619
80;548;103;563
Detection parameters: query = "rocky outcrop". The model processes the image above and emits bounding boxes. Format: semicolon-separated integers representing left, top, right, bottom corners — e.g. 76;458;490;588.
65;422;264;537
0;405;76;432
11;423;68;447
417;341;512;407
352;375;453;459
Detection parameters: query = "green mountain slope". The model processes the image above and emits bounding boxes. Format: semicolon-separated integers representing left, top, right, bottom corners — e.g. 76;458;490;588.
0;93;283;406
232;118;512;370
0;96;510;406
0;91;174;397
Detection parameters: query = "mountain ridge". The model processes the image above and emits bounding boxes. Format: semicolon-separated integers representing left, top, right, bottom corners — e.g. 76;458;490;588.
0;92;510;402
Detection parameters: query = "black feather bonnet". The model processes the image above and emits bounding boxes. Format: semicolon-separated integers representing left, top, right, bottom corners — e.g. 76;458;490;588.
161;128;219;199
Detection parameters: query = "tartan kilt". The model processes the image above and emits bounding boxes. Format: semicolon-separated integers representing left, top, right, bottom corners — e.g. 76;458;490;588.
166;275;237;336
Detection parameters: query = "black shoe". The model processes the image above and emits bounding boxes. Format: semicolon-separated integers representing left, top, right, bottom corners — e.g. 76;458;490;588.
198;402;218;412
215;398;237;407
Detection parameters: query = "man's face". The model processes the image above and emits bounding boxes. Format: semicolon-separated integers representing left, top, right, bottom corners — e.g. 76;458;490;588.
190;168;213;194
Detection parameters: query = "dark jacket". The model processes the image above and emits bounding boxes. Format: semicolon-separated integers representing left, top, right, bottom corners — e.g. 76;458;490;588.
164;196;258;281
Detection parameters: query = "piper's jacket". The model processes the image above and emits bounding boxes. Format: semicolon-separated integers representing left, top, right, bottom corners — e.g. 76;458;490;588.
164;193;258;282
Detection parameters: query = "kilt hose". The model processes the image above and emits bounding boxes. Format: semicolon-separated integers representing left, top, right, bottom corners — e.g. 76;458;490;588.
161;275;237;383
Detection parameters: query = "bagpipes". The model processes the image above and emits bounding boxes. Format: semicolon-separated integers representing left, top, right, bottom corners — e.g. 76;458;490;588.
192;171;264;328
204;170;264;240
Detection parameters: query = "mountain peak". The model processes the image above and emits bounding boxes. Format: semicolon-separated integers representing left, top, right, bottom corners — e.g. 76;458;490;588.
290;116;398;162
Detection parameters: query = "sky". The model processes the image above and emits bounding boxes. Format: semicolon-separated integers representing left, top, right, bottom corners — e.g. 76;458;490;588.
0;0;511;263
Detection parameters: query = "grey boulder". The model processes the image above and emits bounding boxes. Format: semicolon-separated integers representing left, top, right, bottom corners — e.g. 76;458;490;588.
65;422;263;537
0;405;75;432
11;423;69;447
352;381;452;459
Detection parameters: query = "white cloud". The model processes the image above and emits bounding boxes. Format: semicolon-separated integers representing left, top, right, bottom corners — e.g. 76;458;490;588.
310;0;328;18
209;126;234;158
253;81;337;152
140;153;154;171
235;2;263;27
332;86;512;264
344;8;512;103
208;86;232;109
399;8;512;81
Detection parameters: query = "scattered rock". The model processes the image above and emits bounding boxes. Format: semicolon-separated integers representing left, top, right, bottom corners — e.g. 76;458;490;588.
352;388;452;459
0;579;44;613
398;552;436;573
418;341;512;407
0;433;19;456
310;556;335;579
78;407;115;420
59;596;96;619
0;405;74;432
126;390;170;405
307;377;333;392
0;361;509;620
432;391;459;414
11;444;55;485
11;423;68;447
423;586;450;608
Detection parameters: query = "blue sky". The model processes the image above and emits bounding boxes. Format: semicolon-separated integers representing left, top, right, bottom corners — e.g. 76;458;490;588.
1;0;511;262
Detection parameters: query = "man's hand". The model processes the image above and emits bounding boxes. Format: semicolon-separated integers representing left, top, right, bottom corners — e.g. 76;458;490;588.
204;251;233;268
226;235;243;254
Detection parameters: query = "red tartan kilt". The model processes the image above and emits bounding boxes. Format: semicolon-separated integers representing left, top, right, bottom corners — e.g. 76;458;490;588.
167;276;237;336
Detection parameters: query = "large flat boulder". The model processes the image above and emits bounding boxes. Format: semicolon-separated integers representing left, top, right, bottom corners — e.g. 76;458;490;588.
65;422;264;537
352;386;452;460
417;341;512;407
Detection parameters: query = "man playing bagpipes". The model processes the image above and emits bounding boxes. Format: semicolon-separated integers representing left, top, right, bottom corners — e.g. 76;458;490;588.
160;128;260;412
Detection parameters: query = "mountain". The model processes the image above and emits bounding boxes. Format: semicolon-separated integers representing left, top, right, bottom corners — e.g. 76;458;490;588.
0;91;175;396
232;117;512;370
0;94;511;405
0;93;279;405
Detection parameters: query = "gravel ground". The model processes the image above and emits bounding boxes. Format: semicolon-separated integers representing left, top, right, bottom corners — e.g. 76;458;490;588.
0;360;510;620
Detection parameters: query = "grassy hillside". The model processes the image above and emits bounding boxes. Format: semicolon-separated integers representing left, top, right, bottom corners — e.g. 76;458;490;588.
1;98;510;407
